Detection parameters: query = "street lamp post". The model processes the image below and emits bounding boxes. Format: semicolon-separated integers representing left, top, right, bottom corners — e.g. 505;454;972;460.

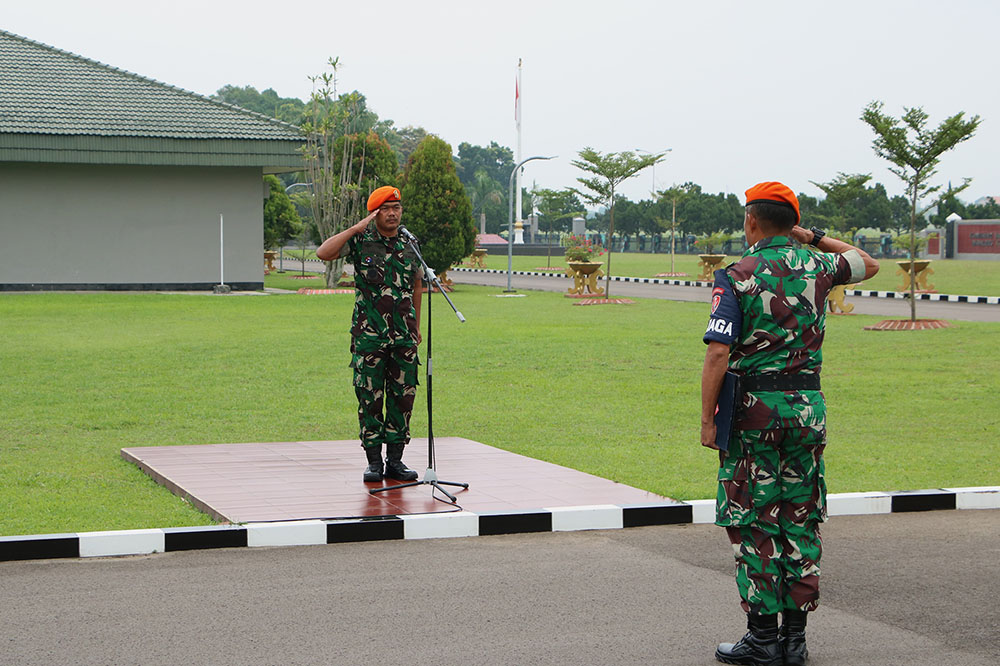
507;155;555;292
635;148;672;196
636;148;672;255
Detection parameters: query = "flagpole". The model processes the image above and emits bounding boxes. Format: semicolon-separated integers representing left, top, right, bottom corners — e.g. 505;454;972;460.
515;58;523;238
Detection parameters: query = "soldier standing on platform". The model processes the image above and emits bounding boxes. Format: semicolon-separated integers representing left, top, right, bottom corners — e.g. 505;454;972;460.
316;186;422;483
700;182;879;666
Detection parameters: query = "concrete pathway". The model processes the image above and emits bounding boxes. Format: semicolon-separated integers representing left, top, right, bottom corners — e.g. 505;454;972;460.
2;510;997;665
449;269;1000;323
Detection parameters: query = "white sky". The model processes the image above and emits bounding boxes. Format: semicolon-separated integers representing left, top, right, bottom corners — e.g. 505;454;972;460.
5;0;999;204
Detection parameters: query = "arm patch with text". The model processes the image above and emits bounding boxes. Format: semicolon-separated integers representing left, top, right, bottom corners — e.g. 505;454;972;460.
703;268;741;345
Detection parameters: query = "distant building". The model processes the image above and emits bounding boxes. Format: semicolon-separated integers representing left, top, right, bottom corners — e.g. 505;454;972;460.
0;29;303;291
934;214;1000;260
974;195;1000;207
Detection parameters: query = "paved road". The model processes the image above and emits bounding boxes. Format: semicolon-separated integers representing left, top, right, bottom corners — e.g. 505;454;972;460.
3;510;997;665
450;269;1000;323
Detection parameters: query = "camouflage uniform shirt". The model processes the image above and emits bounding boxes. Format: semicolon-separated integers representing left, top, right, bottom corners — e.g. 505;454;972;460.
704;235;866;431
344;222;421;354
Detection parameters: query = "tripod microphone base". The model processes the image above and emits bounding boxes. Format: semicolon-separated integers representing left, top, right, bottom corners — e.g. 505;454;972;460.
369;468;469;503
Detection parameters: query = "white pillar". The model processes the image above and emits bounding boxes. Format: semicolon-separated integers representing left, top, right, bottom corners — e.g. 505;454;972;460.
515;59;523;233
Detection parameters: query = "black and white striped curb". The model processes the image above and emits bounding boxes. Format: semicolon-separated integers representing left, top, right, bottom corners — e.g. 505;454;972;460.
453;268;1000;305
2;487;997;562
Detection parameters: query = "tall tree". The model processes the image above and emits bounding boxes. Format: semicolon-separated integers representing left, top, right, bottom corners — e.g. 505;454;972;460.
533;188;584;266
928;184;968;229
636;199;663;246
332;130;399;191
300;58;376;287
212;85;306;126
887;195;913;237
468;169;503;233
657;183;696;273
399;136;476;275
569;147;667;297
455;142;515;234
384;125;430;169
262;175;302;250
856;182;893;232
613;197;642;245
967;198;1000;219
809;172;872;232
677;187;743;237
455;141;515;185
861;101;980;320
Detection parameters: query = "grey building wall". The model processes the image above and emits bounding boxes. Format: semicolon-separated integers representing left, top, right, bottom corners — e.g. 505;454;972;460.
1;163;265;289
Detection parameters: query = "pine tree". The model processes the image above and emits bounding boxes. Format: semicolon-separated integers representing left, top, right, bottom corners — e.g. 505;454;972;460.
400;136;476;275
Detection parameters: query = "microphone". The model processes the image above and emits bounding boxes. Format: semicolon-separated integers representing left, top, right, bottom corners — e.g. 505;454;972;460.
399;225;418;243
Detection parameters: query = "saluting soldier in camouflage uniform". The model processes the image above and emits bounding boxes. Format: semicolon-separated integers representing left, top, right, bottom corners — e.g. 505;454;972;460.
316;186;422;483
701;182;879;666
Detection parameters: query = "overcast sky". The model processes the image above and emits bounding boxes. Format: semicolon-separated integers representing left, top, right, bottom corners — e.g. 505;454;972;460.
5;0;999;205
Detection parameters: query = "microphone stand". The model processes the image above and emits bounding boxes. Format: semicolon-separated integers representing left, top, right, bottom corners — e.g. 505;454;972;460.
370;229;469;503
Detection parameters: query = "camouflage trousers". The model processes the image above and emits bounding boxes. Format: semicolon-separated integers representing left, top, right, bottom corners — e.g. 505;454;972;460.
717;425;827;615
350;344;420;450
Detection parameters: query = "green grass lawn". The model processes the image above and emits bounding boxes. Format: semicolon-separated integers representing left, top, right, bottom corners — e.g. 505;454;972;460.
264;270;327;291
1;288;997;536
475;251;1000;296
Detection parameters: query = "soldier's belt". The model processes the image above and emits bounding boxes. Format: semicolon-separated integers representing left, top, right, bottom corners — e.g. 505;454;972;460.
741;374;820;392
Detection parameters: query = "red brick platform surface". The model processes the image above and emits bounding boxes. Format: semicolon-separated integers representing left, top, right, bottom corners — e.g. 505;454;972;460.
572;298;635;306
863;319;953;330
121;437;675;523
296;288;354;294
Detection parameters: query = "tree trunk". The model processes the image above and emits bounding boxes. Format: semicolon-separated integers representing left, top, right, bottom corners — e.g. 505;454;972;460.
324;257;345;288
670;199;677;274
605;190;615;299
909;182;918;322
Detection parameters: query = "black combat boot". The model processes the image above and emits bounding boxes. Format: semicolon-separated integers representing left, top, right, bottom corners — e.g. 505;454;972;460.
363;445;383;482
384;443;418;481
781;610;809;666
715;613;782;666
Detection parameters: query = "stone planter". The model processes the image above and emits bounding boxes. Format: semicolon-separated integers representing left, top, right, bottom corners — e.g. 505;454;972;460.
696;254;727;281
565;261;605;296
467;248;488;268
828;284;858;314
895;260;935;292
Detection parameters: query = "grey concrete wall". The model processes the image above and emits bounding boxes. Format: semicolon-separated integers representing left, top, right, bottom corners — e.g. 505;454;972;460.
0;163;265;288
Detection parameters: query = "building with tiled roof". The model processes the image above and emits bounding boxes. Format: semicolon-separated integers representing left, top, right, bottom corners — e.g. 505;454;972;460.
0;29;305;290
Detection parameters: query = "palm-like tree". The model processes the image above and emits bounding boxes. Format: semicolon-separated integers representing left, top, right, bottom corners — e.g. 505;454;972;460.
468;169;503;234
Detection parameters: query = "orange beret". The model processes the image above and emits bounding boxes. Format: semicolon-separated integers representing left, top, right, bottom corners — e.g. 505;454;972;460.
745;181;800;223
366;186;401;212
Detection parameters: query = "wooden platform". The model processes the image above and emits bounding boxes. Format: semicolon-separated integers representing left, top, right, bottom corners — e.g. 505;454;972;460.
121;437;677;524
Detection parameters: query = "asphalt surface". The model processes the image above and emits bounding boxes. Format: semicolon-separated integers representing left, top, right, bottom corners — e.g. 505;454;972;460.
449;269;1000;323
3;510;998;665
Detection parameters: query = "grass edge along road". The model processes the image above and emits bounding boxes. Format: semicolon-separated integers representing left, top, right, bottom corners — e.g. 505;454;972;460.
1;287;997;536
271;252;1000;297
467;252;1000;297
